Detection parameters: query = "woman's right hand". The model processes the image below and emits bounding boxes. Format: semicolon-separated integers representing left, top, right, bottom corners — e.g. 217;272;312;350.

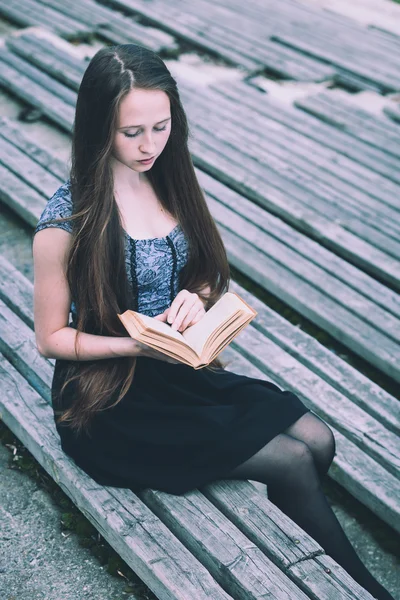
133;340;181;364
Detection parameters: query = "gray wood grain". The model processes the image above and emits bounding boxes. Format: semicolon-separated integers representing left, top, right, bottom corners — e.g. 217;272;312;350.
131;487;312;600
295;94;400;158
0;60;74;132
226;282;400;436
6;35;83;92
0;0;91;39
0;257;398;533
189;131;400;291
217;223;400;382
0;163;47;227
0;48;77;105
181;85;400;217
196;168;400;321
0;303;377;599
384;103;400;124
0;356;233;600
0;134;62;198
232;326;400;477
200;482;376;599
210;79;400;184
0;256;35;328
0;117;69;180
38;0;177;52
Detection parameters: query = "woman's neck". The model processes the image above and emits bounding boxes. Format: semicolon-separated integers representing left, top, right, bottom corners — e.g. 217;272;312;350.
111;156;147;192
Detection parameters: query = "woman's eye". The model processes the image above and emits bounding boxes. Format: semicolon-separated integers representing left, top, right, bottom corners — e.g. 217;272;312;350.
123;125;167;138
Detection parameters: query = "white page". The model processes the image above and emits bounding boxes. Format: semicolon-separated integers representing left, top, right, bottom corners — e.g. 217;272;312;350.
182;292;252;355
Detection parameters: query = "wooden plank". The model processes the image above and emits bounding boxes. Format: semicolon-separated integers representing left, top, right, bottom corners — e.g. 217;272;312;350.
204;345;400;535
0;0;92;39
0;134;62;198
203;185;400;345
0;117;69;180
38;0;178;52
104;0;335;79
0;355;233;600
0;256;35;328
1;128;398;398
211;79;400;184
184;93;400;242
0;292;384;597
6;35;83;91
196;168;400;322
117;486;313;600
273;33;400;94
0;48;77;105
189;130;400;291
1;38;398;285
228;281;400;435
232;326;400;477
200;482;375;599
18;31;87;75
176;0;400;91
0;258;398;534
0;290;384;600
166;0;335;81
383;103;400;124
216;223;400;383
295;94;400;158
137;485;372;599
300;92;400;141
0;164;47;227
182;84;400;216
0;60;74;132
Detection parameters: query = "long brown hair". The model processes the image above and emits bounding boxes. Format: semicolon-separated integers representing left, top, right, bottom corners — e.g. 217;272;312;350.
52;44;230;434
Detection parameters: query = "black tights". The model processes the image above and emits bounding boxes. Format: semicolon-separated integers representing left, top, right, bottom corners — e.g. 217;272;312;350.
225;412;394;600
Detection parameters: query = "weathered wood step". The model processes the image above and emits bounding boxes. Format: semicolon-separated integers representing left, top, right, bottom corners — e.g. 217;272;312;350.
0;0;92;39
212;79;400;185
1;247;399;533
0;346;376;599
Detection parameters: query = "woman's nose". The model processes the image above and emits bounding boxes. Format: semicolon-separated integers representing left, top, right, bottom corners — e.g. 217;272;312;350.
139;132;156;155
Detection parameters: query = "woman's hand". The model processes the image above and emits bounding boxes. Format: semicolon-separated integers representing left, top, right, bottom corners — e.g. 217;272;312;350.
133;340;181;364
154;289;206;333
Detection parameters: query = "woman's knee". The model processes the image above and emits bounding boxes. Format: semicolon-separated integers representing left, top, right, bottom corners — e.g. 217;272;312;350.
316;421;336;466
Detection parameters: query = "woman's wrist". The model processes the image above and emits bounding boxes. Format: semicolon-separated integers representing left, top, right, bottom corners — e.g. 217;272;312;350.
109;336;141;358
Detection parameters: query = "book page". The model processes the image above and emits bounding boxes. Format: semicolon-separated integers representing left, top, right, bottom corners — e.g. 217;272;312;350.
135;313;187;343
182;292;253;355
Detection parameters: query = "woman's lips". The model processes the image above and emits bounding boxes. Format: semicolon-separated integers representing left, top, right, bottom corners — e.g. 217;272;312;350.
138;156;155;164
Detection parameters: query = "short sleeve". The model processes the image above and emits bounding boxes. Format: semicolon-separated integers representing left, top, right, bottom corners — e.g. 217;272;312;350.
34;181;74;236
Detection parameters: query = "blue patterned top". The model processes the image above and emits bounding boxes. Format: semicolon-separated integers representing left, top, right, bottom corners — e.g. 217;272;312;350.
34;181;189;326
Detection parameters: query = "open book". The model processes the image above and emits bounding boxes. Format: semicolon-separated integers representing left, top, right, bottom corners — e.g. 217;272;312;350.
117;291;257;369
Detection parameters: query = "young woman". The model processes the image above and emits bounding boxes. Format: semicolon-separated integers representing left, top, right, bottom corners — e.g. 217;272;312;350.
32;44;394;600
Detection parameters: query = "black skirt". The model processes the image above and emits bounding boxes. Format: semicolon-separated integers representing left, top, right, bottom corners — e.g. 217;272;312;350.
52;356;309;495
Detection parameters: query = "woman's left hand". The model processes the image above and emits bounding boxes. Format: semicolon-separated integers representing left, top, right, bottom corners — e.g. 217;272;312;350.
154;290;206;332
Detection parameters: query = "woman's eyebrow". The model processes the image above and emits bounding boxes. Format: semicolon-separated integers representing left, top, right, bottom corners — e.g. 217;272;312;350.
119;117;171;129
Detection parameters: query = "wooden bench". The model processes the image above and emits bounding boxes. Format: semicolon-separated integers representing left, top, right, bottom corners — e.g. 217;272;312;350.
101;0;400;91
216;0;400;92
1;260;380;599
0;118;399;539
1;35;399;386
295;91;400;155
0;0;91;40
97;0;337;81
0;0;178;52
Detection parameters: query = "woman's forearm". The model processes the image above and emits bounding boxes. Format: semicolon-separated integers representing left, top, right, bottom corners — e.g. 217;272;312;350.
37;326;139;361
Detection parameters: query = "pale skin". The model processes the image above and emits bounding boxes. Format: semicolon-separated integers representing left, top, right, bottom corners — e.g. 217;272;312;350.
33;88;209;363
